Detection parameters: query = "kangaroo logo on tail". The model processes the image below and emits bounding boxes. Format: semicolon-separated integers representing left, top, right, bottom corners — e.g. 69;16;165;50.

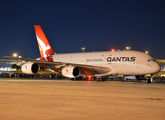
34;25;55;61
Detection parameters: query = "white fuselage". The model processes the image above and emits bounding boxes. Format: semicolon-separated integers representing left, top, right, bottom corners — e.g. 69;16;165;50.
52;50;160;76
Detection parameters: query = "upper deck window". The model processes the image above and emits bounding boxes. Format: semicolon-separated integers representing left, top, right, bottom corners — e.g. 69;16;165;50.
148;59;156;62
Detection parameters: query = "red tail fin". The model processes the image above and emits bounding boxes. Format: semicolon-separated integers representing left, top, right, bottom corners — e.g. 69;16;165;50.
34;25;55;61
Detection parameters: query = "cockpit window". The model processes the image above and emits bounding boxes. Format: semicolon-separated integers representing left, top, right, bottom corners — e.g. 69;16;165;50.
148;59;156;62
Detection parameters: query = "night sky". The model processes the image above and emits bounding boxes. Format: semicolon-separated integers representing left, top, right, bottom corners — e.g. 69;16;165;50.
0;0;165;60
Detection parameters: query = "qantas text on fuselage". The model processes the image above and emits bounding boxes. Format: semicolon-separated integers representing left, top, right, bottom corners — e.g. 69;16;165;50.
107;57;136;62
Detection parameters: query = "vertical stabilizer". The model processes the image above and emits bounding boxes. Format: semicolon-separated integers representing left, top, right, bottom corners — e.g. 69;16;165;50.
34;25;55;61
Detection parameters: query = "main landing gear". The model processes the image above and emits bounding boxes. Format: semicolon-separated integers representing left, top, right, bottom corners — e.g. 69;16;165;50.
145;77;151;83
96;77;106;81
71;76;106;81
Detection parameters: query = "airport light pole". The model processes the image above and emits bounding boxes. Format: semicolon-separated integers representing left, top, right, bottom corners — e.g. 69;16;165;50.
126;46;130;50
81;47;85;52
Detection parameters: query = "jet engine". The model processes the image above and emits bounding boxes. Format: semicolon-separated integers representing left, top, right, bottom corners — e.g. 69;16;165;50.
62;66;80;78
21;62;40;74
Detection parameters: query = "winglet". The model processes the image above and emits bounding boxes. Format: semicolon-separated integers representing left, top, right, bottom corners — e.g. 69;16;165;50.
34;25;55;60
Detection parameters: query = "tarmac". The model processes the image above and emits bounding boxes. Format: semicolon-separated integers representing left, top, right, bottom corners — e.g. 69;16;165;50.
0;78;165;120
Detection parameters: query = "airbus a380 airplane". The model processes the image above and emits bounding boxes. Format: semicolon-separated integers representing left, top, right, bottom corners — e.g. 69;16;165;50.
0;25;161;82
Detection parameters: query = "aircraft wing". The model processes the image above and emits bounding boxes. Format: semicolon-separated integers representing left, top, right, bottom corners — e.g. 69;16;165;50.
60;63;110;75
0;59;23;62
30;60;111;75
0;58;111;75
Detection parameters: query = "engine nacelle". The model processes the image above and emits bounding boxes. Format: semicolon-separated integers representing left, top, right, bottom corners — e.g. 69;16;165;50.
62;66;80;78
21;62;40;74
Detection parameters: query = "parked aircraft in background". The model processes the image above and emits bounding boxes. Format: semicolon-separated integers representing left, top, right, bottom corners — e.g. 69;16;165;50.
0;25;161;82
